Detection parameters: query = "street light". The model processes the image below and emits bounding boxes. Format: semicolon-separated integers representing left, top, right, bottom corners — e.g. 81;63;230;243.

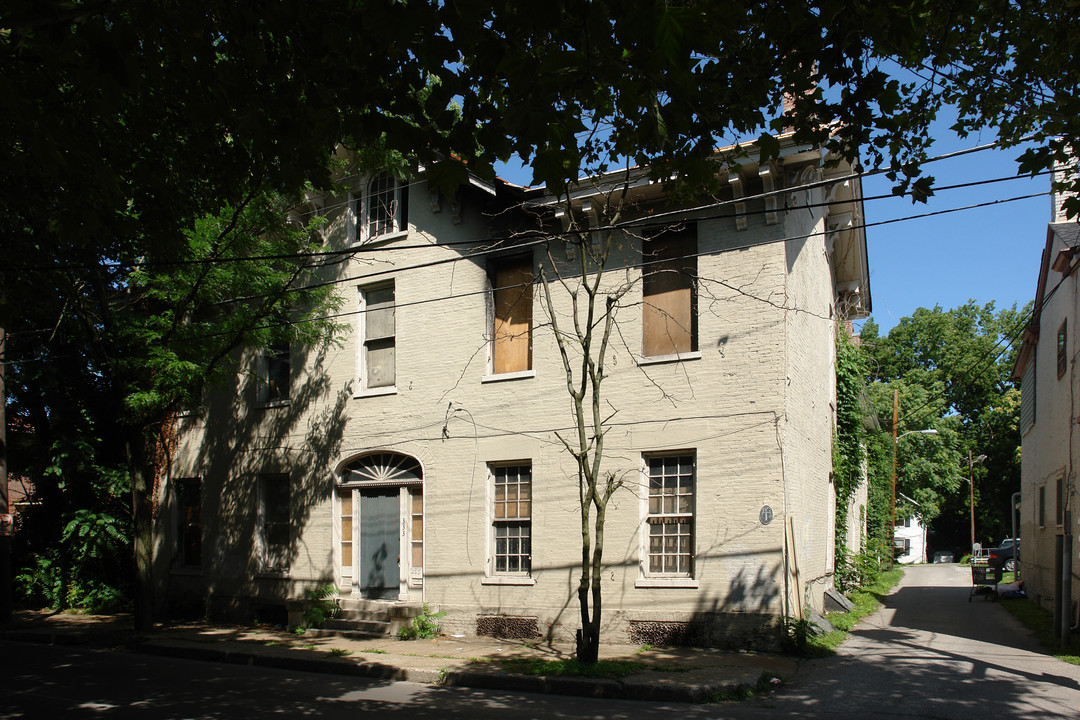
889;388;939;568
969;452;987;555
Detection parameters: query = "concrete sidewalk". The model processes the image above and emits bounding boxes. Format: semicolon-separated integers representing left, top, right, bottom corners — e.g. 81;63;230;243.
2;610;797;703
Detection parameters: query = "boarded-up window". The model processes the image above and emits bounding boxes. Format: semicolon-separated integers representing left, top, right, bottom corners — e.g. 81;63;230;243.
361;283;395;389
643;229;697;357
491;258;533;374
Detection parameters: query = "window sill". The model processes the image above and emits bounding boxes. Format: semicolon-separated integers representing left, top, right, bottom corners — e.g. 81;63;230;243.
635;577;699;589
637;351;702;366
354;386;398;398
355;230;409;247
255;571;291;580
481;370;536;384
170;567;204;577
258;399;291;409
481;576;536;586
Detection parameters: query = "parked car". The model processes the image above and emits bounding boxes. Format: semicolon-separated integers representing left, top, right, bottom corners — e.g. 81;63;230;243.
932;550;955;564
989;538;1020;572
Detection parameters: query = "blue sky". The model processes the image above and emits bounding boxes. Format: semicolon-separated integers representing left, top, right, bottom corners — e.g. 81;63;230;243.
860;137;1050;335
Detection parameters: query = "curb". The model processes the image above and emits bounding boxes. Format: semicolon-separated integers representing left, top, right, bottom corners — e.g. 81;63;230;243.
2;630;773;704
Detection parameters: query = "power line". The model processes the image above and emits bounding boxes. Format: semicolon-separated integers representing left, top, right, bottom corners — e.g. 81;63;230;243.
0;186;1051;360
1;140;1048;274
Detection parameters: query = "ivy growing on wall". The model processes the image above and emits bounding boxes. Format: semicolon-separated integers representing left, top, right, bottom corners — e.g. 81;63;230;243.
833;327;869;567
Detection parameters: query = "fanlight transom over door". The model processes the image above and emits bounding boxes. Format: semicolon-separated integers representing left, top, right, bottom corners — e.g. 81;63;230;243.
337;453;423;599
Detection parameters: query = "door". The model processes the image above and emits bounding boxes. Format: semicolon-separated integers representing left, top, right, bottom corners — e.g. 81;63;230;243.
360;489;400;599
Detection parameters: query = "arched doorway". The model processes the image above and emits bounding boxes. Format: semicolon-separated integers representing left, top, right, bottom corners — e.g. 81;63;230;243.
336;452;423;600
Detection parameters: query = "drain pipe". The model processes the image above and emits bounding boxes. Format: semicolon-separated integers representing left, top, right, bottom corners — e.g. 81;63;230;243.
1012;491;1021;575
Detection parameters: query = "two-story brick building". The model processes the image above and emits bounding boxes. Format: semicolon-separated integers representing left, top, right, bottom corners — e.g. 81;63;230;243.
156;137;870;649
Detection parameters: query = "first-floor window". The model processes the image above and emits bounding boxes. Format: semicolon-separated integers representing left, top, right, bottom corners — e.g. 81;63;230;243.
176;478;202;568
1038;484;1046;528
258;474;291;573
1056;475;1065;526
645;454;695;577
492;463;531;575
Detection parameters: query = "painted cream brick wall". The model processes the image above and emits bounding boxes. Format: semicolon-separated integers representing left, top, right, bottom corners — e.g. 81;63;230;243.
157;166;854;645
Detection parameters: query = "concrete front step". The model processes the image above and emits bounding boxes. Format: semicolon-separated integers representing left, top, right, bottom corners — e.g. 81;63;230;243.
321;618;390;635
303;598;429;638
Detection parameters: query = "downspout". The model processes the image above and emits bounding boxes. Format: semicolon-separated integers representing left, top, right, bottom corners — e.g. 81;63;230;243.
776;414;791;619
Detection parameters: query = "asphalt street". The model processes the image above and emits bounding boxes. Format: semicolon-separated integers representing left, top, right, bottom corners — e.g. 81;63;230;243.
3;563;1079;719
759;563;1080;718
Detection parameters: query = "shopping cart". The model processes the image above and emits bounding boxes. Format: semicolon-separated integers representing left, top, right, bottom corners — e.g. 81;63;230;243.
969;556;1003;601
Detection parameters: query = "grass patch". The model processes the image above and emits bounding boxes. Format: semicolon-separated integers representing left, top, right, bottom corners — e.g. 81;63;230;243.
999;598;1080;665
359;647;388;654
705;672;784;702
328;647;353;657
498;657;647;679
802;567;904;657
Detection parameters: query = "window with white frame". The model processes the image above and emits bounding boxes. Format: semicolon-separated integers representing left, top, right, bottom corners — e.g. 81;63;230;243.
349;174;406;244
644;454;695;577
491;463;532;575
258;342;290;405
358;282;396;391
258;474;291;573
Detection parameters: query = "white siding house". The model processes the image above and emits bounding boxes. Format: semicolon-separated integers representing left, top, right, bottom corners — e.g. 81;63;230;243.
1014;162;1080;630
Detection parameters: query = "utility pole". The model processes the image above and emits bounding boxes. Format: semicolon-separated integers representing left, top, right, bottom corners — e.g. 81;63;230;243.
889;388;899;569
969;450;976;554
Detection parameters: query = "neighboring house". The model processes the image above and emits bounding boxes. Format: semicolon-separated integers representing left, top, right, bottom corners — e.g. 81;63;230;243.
155;135;870;649
1013;160;1079;627
894;514;927;564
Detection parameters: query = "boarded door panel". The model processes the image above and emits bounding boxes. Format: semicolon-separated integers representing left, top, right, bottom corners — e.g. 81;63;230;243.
360;489;400;599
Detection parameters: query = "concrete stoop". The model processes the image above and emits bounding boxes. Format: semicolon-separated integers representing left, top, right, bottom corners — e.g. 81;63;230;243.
299;597;426;639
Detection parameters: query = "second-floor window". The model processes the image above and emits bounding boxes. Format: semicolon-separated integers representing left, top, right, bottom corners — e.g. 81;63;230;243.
359;282;396;391
642;228;697;358
489;257;533;375
258;342;290;404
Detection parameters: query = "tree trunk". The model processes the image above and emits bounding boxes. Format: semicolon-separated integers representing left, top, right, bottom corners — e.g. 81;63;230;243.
127;432;155;632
